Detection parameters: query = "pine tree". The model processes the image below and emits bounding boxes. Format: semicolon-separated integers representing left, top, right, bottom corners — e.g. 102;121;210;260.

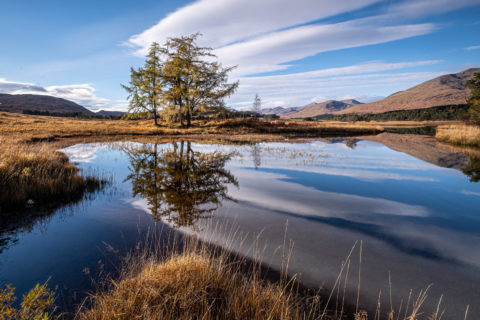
122;43;163;126
160;33;238;127
466;72;480;125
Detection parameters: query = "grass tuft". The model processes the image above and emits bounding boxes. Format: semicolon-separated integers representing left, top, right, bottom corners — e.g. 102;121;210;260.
77;239;319;320
435;124;480;147
0;138;105;213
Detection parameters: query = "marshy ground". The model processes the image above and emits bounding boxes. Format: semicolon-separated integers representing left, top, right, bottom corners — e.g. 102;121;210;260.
0;112;478;319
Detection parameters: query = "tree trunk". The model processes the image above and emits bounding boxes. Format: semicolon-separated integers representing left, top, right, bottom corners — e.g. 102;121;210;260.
186;107;192;128
153;110;159;126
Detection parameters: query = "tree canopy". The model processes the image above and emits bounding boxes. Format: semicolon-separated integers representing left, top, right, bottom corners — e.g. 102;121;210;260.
466;72;480;124
122;43;163;125
123;34;238;127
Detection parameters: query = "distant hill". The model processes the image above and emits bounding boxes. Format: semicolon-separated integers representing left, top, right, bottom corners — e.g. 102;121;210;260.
96;110;125;117
0;93;94;115
337;68;480;114
285;99;362;118
260;105;308;117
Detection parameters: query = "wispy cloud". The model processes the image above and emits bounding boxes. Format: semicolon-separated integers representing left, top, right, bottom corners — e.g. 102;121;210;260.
0;78;124;111
228;60;444;108
465;45;480;51
126;0;443;77
215;21;436;76
122;0;480;108
126;0;382;55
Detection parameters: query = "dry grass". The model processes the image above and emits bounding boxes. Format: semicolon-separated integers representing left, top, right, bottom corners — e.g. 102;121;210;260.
77;238;322;320
74;236;465;320
435;124;480;147
0;137;105;213
0;112;454;144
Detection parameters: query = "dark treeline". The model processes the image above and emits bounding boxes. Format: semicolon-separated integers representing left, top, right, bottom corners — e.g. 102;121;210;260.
21;109;123;119
316;104;470;121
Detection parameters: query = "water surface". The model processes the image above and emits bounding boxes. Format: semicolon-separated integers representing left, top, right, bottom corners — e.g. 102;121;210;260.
0;135;479;317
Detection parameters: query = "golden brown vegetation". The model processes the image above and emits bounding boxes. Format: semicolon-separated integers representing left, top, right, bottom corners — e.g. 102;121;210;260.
0;138;104;213
0;282;57;320
435;124;480;147
74;237;466;320
77;238;323;320
0;112;455;144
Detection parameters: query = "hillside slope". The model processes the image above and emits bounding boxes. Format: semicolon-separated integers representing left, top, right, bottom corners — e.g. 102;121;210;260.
261;105;308;117
286;99;362;118
337;68;480;114
0;94;93;115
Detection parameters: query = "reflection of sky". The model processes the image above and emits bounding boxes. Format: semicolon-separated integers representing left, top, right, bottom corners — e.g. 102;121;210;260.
185;140;480;268
57;140;480;269
60;143;103;163
1;138;478;317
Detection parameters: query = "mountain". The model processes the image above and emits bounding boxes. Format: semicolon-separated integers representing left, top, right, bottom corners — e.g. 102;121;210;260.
96;110;125;117
337;68;480;114
0;93;94;115
285;99;362;118
260;105;308;117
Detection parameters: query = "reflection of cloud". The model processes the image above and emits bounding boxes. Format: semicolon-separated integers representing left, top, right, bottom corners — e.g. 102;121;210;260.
60;143;102;163
233;169;430;218
127;197;150;214
461;190;480;197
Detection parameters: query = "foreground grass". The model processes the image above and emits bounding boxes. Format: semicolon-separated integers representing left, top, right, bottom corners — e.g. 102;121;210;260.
0;237;470;319
435;124;480;147
78;251;314;320
74;238;464;320
0;138;105;213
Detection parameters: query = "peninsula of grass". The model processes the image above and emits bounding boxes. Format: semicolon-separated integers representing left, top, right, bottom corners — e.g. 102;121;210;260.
0;139;106;214
435;124;480;147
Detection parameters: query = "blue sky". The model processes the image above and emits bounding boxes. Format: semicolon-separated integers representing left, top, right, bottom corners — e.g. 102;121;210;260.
1;0;479;111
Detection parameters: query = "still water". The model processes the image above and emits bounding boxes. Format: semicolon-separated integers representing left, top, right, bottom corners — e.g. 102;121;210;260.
0;134;479;317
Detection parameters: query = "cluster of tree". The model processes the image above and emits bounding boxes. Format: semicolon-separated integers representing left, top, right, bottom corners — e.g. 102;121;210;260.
466;72;480;124
21;109;123;119
123;34;238;127
123;142;238;228
317;104;470;122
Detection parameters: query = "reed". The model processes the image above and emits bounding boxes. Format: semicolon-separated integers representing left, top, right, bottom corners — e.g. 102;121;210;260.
435;124;480;147
76;236;322;320
74;234;464;320
0;138;104;213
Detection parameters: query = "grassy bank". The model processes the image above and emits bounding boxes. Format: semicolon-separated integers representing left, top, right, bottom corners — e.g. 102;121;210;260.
77;247;318;320
0;112;459;144
435;124;480;147
71;237;461;320
0;138;105;213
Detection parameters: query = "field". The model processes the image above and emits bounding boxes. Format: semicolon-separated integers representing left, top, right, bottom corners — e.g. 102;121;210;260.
0;112;459;143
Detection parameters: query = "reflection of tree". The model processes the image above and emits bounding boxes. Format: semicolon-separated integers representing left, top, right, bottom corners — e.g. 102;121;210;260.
251;144;262;170
463;154;480;182
124;142;238;228
345;138;357;149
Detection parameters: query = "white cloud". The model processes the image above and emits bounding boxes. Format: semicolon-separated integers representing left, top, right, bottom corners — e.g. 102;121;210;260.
228;60;443;109
123;0;480;108
127;0;382;55
465;45;480;51
386;0;480;18
0;78;126;111
126;0;440;77
215;21;436;76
